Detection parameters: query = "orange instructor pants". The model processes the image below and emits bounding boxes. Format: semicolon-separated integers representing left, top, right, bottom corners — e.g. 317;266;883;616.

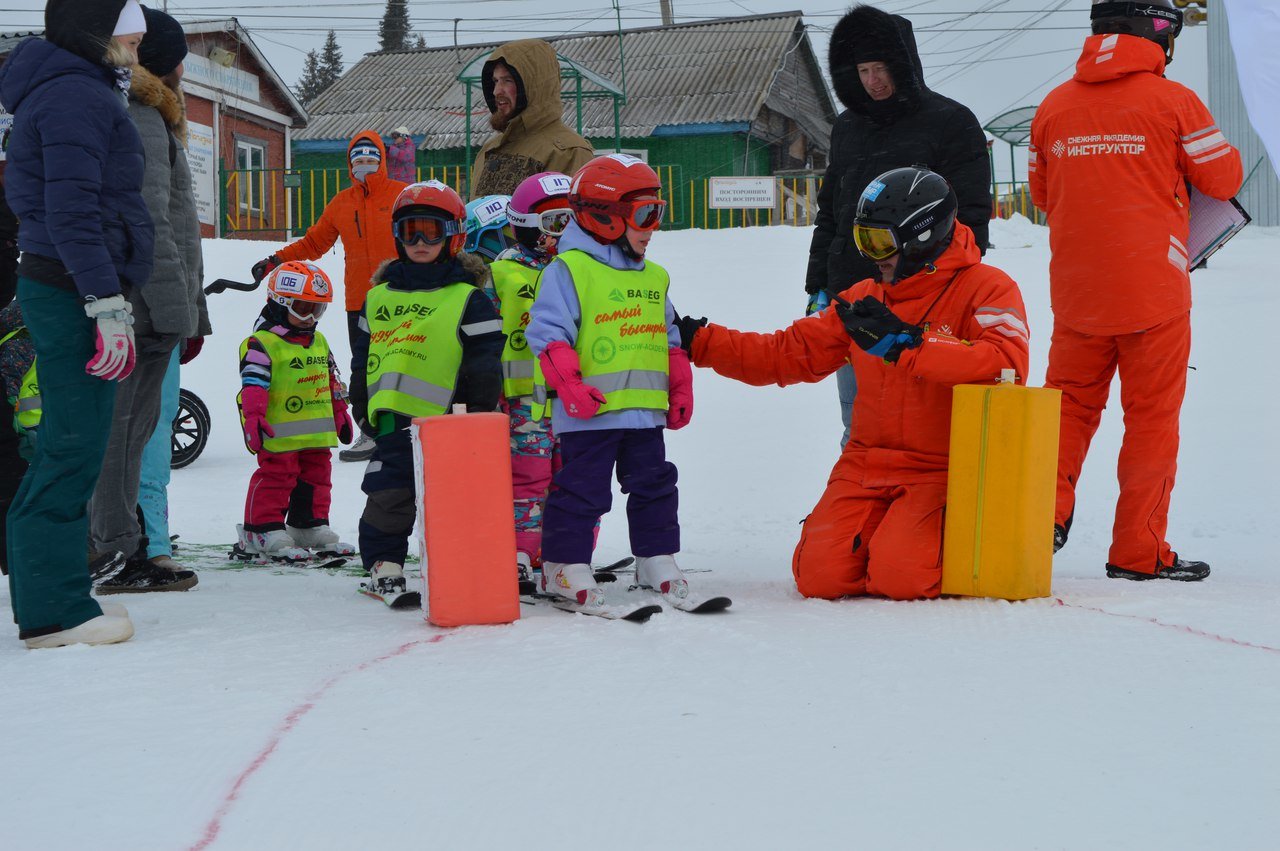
1045;313;1190;573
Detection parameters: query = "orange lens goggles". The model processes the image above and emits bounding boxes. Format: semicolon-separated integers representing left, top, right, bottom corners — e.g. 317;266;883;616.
395;216;463;246
852;223;900;261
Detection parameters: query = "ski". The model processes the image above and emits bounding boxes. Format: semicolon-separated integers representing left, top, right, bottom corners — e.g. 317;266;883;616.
630;583;732;614
358;583;421;609
518;557;637;594
228;543;348;570
521;591;661;622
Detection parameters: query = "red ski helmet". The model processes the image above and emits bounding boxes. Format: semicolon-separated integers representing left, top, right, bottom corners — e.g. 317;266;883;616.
392;180;468;258
568;154;666;245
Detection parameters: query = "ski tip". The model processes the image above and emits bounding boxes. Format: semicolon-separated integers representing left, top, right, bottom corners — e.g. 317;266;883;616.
594;556;636;573
687;596;732;614
624;604;663;623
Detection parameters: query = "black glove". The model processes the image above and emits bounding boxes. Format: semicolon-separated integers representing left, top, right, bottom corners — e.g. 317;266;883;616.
348;375;371;436
251;254;280;283
674;313;708;356
835;296;923;364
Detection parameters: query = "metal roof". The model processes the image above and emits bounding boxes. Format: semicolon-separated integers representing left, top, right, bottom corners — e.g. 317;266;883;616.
297;11;835;151
0;32;43;57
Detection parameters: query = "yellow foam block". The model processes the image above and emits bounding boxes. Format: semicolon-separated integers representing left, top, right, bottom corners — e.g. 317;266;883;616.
942;379;1060;600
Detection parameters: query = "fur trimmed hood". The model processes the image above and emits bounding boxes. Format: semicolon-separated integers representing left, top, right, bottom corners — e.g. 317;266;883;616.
128;63;187;144
828;4;927;117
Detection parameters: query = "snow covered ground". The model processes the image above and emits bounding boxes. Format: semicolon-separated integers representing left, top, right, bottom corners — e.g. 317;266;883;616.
3;219;1278;850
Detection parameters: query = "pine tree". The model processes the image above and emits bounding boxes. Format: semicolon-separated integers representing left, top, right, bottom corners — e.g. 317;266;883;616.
414;33;427;49
379;0;410;52
317;30;344;94
296;49;323;104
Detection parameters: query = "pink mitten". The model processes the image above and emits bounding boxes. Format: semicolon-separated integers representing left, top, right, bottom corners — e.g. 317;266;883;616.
666;347;693;430
539;340;606;419
332;394;354;444
240;385;275;453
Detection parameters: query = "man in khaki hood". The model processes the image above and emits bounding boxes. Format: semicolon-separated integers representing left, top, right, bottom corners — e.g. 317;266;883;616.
470;39;594;197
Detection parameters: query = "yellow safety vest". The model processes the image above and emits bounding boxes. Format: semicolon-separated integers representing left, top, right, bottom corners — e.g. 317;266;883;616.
532;249;670;419
1;327;40;431
364;280;472;426
490;258;541;399
239;330;337;453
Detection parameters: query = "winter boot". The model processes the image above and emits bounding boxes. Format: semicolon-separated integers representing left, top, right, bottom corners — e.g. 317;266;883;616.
24;611;134;649
1053;524;1068;554
1107;556;1210;582
369;561;409;596
237;524;311;562
339;432;376;463
541;562;605;607
95;557;198;594
635;554;690;602
89;550;128;584
287;525;357;556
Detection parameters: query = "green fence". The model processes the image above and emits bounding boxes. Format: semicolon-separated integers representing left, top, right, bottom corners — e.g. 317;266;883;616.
218;163;1040;237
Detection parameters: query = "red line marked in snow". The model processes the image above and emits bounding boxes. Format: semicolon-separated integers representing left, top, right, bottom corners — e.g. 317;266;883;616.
1054;598;1280;654
189;633;450;850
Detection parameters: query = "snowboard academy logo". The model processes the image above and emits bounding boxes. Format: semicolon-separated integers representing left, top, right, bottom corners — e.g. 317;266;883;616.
509;329;528;351
374;305;392;322
367;353;381;374
517;283;537;300
591;337;616;364
285;395;304;414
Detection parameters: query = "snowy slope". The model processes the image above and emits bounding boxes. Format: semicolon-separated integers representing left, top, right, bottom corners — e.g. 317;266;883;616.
2;220;1278;850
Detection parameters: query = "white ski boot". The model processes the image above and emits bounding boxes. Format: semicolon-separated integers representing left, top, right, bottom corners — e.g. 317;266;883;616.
541;562;606;608
358;561;420;608
286;525;356;557
635;555;731;613
236;524;311;563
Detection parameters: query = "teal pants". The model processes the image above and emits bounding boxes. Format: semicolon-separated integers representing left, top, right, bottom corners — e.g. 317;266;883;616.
7;278;117;640
139;346;180;558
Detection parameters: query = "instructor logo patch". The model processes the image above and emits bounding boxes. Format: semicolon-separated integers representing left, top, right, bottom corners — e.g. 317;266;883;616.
591;337;616;365
285;395;304;414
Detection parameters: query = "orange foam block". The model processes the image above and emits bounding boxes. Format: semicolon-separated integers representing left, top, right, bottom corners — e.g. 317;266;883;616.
412;412;520;626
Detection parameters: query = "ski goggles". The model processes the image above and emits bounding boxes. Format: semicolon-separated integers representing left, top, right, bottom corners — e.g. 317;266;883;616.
508;207;573;236
585;198;667;232
272;295;327;322
394;215;465;246
851;222;900;261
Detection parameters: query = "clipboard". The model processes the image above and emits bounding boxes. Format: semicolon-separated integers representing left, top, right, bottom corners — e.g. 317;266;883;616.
1188;188;1251;270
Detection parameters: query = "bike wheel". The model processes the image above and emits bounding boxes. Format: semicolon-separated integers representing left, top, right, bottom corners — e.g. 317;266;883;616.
171;388;211;469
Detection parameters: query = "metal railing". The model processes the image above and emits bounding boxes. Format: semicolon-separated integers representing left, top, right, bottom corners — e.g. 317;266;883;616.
218;165;1042;237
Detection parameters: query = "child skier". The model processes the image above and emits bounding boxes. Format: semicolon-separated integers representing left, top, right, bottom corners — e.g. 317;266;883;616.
236;261;356;562
486;171;573;582
348;181;504;607
527;154;727;615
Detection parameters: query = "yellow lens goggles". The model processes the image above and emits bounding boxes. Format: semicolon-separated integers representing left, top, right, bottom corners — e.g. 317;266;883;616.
852;223;899;261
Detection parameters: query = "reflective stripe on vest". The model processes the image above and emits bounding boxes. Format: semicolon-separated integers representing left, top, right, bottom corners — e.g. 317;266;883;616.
241;330;337;452
364;280;472;424
490;258;541;399
531;250;670;419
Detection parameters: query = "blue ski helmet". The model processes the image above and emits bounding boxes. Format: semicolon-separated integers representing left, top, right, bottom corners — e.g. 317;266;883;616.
463;194;515;261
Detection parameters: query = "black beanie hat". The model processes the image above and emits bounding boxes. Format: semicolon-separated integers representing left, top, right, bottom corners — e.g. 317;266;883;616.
138;5;188;77
44;0;129;65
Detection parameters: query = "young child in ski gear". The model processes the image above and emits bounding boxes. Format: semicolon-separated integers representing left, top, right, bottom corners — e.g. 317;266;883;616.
348;180;504;603
526;154;698;610
237;261;356;562
464;194;517;262
679;166;1029;601
484;171;574;581
0;300;35;576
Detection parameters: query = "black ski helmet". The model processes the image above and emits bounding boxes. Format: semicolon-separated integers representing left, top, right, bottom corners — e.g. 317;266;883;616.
1090;1;1183;65
852;165;957;283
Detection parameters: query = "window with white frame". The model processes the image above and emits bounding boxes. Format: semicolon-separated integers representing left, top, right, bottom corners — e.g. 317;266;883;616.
236;138;267;212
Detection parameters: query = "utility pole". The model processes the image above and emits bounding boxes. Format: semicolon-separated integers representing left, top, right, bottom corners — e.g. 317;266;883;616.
659;0;674;26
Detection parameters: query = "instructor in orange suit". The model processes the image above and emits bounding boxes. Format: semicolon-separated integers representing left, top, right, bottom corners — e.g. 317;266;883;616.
679;167;1029;600
1029;1;1242;581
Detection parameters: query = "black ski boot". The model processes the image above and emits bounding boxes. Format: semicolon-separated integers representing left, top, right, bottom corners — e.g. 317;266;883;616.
1053;524;1068;554
1106;556;1210;582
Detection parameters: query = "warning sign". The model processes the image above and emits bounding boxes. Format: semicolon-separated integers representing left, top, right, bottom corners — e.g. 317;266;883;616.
709;177;777;210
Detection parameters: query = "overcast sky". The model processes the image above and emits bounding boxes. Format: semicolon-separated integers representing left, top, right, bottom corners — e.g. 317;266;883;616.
2;0;1212;179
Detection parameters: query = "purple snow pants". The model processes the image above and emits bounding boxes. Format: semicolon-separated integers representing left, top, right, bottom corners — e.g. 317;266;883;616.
540;427;679;565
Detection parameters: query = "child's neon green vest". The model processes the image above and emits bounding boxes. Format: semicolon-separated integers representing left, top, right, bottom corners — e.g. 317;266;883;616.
364;280;472;425
531;249;670;419
1;327;40;431
238;330;337;452
490;258;541;399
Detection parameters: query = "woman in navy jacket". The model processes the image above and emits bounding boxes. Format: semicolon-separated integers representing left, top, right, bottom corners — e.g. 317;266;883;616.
0;0;153;648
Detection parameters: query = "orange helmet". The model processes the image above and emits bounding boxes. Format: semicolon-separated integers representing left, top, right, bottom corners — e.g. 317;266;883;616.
569;154;666;244
392;180;468;258
267;261;333;323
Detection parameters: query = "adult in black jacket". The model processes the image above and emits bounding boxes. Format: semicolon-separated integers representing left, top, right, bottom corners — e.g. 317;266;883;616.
808;5;991;296
805;4;991;446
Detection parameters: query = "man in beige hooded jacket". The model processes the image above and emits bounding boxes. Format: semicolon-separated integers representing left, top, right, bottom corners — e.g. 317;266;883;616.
470;39;594;197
